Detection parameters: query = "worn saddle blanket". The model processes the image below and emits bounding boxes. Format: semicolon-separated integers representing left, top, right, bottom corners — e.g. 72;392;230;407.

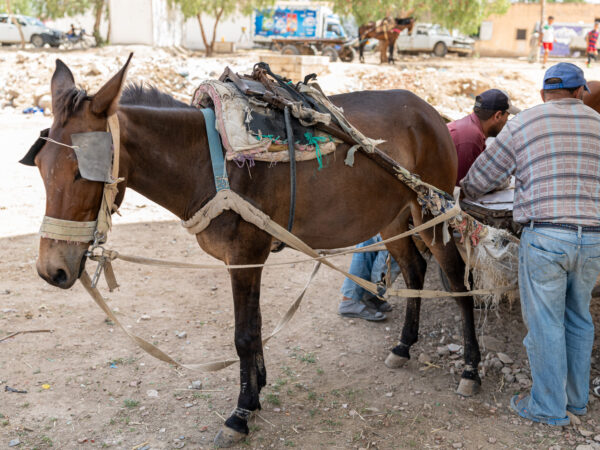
191;63;382;165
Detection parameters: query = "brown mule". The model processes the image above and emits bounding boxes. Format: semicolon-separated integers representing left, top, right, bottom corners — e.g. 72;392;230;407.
26;57;480;446
358;16;415;64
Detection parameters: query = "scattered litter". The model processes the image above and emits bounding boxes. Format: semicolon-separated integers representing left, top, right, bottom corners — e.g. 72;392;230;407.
5;386;27;394
22;106;44;114
41;384;50;390
0;329;53;343
147;389;159;398
189;380;202;390
8;438;20;447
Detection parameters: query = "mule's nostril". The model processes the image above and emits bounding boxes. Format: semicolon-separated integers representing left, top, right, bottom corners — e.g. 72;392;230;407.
52;269;68;285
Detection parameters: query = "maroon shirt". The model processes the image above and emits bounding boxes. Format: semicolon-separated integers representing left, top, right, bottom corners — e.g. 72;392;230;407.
447;112;486;185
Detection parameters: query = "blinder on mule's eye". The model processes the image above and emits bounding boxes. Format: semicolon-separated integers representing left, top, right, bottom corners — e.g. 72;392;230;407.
19;128;50;166
71;132;113;183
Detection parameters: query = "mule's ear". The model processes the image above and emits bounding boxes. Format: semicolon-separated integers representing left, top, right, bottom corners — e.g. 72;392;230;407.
51;59;76;111
91;53;133;117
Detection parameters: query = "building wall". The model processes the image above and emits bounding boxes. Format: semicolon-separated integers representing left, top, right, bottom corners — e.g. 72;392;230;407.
476;2;600;57
152;0;184;47
109;0;154;45
108;0;182;46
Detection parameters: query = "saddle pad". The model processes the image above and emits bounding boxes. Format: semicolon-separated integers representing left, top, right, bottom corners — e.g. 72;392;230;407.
191;80;338;164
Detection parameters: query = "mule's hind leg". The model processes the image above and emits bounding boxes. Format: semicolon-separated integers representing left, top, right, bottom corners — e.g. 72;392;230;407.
379;221;428;368
416;216;481;397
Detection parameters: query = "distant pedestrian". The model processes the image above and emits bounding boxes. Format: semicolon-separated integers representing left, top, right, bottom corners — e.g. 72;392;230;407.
586;22;599;68
540;16;556;68
528;26;540;63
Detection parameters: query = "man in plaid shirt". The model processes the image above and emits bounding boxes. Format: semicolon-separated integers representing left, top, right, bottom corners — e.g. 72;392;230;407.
461;63;600;426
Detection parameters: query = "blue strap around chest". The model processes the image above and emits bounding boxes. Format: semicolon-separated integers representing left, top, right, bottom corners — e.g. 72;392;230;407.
201;108;230;191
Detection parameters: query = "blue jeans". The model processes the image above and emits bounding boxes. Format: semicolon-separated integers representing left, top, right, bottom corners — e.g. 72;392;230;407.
340;235;401;301
519;225;600;422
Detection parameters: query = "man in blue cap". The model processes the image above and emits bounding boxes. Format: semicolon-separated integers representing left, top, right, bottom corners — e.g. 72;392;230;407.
461;62;600;426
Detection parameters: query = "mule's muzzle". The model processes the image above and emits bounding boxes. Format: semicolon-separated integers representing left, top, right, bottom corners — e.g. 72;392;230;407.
36;240;88;289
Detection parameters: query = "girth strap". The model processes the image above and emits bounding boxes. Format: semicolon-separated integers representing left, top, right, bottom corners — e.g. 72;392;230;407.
201;108;230;191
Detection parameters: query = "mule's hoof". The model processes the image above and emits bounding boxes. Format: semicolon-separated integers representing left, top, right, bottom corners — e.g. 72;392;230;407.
214;426;247;448
456;378;481;397
385;352;409;369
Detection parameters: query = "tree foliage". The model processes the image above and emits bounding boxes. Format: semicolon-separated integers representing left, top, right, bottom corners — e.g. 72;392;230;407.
332;0;510;35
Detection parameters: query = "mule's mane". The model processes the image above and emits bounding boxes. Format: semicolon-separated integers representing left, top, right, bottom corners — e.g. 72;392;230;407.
120;84;192;109
53;83;193;124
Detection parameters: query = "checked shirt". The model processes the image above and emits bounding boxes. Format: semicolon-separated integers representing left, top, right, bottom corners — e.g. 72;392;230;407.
461;98;600;226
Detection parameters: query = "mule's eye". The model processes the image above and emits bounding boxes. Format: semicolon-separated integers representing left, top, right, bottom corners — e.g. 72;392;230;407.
74;170;82;181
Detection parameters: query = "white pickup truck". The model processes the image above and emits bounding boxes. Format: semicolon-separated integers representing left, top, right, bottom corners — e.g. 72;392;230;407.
395;23;474;57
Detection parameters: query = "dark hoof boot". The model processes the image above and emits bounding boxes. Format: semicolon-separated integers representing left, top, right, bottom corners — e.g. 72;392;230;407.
214;426;247;448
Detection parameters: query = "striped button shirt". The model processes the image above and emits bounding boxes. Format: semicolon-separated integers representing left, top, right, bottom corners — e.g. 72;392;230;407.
460;98;600;226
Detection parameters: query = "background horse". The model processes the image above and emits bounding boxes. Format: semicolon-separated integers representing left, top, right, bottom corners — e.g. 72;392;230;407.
358;16;415;64
29;57;479;447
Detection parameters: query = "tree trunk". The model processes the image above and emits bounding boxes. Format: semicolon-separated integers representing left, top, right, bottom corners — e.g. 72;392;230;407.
106;10;111;44
209;7;224;56
197;13;212;57
93;0;105;46
6;0;25;49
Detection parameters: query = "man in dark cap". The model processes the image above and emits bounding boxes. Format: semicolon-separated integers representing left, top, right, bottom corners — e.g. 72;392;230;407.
462;62;600;426
448;89;520;184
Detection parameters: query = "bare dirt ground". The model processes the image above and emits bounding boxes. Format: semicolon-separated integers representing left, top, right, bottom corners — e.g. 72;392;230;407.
1;46;600;450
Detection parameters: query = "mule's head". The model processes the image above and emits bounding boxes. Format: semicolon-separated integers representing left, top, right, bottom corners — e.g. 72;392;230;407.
23;55;131;289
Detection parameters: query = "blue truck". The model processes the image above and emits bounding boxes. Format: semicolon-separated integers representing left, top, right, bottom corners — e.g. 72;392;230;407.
253;3;356;62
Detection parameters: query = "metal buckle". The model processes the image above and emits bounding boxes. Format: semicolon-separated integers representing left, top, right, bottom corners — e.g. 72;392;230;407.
86;231;107;288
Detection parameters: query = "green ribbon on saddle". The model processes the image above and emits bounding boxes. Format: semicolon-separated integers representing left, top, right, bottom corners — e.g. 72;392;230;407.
304;132;328;170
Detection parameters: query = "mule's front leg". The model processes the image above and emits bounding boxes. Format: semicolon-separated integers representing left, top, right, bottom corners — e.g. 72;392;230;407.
215;267;265;448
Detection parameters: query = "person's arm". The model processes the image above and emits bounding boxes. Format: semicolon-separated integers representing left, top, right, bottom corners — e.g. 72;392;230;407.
460;124;515;200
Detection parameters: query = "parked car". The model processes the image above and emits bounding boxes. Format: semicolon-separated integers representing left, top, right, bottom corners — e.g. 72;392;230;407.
0;14;64;47
395;23;474;57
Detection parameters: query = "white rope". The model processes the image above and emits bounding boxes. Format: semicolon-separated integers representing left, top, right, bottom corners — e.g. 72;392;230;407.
40;136;79;149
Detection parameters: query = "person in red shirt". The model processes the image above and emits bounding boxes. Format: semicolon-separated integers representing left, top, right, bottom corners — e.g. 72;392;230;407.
586;22;599;68
448;89;520;185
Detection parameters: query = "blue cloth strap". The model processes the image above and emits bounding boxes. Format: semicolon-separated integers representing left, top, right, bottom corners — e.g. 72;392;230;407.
201;108;230;191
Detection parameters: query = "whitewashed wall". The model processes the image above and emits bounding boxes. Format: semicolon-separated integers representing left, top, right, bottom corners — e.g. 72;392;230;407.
151;0;184;47
109;0;154;45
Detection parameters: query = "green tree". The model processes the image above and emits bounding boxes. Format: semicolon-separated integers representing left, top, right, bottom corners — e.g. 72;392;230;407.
169;0;274;56
428;0;511;35
332;0;510;35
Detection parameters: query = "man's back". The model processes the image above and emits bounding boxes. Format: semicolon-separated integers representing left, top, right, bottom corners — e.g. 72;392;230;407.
462;99;600;225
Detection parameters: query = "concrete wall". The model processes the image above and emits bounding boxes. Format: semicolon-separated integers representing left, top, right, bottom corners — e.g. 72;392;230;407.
109;0;154;45
476;2;600;57
108;0;182;46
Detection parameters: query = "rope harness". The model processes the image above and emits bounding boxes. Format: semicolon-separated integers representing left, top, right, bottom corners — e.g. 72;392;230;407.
39;110;516;372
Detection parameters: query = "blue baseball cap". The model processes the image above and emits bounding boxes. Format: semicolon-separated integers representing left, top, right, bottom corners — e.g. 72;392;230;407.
543;62;590;92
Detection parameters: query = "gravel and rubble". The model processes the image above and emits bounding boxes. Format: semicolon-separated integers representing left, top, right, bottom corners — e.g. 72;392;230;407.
2;46;593;121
